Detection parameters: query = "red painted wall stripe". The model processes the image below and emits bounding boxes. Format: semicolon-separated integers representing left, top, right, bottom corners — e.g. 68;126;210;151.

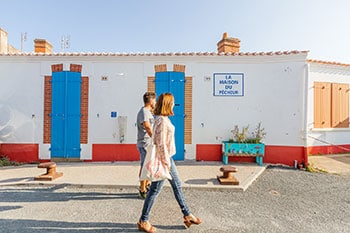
196;144;222;161
2;143;348;165
196;144;258;163
91;144;139;162
0;144;38;163
308;144;350;155
264;145;305;166
196;144;307;166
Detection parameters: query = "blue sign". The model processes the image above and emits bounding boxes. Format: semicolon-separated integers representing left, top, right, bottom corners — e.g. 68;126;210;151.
213;73;244;96
111;112;117;118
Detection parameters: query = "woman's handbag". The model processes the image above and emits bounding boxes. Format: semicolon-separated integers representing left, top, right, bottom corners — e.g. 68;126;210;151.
139;143;172;182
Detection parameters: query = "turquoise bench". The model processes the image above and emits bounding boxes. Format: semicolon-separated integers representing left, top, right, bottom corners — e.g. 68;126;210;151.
222;142;264;166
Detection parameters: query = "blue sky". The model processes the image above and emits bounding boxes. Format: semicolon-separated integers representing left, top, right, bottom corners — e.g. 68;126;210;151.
1;0;350;63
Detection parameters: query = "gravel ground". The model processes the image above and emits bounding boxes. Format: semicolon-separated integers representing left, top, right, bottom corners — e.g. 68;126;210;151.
0;166;349;233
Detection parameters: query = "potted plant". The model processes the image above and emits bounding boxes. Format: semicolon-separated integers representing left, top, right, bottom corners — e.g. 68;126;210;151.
222;122;266;166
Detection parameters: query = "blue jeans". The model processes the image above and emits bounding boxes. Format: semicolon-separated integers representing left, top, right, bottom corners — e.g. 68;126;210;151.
137;146;147;168
140;158;191;221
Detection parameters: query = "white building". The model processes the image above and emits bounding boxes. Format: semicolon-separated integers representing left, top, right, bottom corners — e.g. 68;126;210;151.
1;29;350;166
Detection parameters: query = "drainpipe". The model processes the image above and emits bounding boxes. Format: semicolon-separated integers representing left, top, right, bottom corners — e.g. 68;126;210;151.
302;63;310;166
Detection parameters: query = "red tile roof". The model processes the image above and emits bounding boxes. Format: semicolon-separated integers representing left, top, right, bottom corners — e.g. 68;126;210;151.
307;59;350;67
0;50;309;57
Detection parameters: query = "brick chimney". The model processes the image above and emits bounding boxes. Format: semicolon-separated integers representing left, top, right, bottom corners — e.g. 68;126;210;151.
217;32;240;53
34;39;53;54
0;28;9;53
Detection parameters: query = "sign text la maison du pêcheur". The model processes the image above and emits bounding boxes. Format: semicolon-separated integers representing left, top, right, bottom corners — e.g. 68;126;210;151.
213;73;244;96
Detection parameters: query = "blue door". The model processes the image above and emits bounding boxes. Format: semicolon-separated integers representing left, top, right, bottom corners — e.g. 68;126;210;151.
155;71;185;160
51;71;81;158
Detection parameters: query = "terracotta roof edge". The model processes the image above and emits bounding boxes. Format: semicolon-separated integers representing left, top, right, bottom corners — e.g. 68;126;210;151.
0;50;309;57
307;59;350;67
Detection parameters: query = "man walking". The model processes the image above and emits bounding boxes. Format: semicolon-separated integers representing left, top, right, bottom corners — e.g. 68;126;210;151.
136;92;156;198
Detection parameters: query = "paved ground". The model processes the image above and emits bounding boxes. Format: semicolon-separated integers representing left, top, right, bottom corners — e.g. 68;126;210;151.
308;154;350;175
1;155;350;232
0;166;349;233
0;161;266;191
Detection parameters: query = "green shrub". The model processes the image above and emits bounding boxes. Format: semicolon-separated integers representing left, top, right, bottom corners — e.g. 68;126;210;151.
230;122;266;143
0;155;21;166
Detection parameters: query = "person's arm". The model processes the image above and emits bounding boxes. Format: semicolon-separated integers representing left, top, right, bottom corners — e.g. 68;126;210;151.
143;121;152;137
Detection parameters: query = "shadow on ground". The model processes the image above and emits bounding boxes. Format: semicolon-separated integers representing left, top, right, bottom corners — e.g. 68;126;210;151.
0;184;139;203
184;178;218;185
331;155;350;165
0;218;186;233
0;177;33;184
0;219;139;232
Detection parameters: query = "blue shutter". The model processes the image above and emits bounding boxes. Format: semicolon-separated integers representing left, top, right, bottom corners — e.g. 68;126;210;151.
51;71;81;158
154;71;185;160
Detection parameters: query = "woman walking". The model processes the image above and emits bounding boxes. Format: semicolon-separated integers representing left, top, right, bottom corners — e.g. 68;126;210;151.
137;93;201;233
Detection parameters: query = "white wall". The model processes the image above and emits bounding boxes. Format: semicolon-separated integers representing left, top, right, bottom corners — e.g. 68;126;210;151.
0;53;308;160
191;61;306;147
88;62;145;144
0;62;43;144
307;63;350;147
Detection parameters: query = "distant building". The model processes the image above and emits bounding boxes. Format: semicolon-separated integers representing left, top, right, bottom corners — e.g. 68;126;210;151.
1;28;349;167
0;28;19;53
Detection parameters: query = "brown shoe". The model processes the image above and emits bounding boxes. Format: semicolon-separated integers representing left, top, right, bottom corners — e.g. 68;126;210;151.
184;214;202;228
137;220;156;233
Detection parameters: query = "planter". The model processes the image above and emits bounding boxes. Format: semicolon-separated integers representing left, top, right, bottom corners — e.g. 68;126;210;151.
222;141;265;166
